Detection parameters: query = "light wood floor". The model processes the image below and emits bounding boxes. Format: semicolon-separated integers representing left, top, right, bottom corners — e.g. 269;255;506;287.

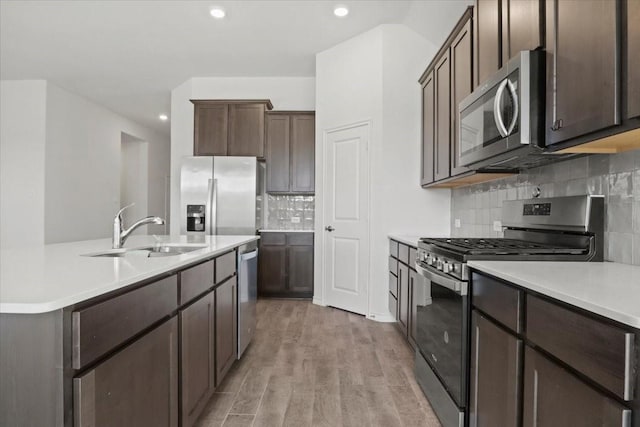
195;299;442;427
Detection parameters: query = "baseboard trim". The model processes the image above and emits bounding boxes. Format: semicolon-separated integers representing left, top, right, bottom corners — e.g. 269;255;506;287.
312;297;326;306
367;312;396;323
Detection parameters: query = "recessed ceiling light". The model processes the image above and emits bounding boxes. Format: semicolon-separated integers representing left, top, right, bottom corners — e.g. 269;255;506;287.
210;7;226;19
334;5;349;17
159;114;169;121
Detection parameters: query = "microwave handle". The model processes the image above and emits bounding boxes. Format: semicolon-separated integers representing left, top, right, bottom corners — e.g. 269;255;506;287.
505;79;519;135
493;79;509;137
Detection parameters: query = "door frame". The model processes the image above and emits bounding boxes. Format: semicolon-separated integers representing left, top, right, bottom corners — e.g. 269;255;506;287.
315;119;372;318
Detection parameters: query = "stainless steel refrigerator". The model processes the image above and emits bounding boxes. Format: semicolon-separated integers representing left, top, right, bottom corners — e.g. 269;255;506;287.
180;156;262;235
180;156;261;358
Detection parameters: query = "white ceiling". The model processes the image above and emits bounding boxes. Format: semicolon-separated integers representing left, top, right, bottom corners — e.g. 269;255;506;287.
0;0;471;134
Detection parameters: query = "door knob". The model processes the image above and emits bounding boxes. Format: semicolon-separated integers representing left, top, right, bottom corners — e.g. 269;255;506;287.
325;226;335;232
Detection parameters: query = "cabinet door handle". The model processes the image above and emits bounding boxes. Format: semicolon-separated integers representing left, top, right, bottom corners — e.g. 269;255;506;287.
325;226;335;232
550;119;563;131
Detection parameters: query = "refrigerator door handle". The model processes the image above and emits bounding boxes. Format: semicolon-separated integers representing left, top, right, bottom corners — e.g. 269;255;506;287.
205;178;213;234
210;178;218;235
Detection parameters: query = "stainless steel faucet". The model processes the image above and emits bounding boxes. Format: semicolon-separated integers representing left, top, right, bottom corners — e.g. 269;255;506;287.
113;204;165;249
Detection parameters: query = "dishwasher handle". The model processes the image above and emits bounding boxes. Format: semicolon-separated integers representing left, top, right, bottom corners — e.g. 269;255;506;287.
240;249;258;262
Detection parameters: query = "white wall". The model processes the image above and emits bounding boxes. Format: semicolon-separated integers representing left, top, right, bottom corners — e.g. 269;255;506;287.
0;80;170;248
0;81;47;249
169;77;316;235
120;133;149;232
314;25;451;321
44;83;170;243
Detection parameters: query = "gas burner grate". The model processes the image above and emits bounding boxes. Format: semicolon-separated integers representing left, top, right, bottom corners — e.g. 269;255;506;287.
419;237;586;256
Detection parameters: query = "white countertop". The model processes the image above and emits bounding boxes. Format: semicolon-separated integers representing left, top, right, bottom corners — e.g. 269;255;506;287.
388;234;422;248
259;229;314;233
468;261;640;329
0;235;259;314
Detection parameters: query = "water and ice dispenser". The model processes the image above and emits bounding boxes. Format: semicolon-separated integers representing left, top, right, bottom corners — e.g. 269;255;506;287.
186;205;205;232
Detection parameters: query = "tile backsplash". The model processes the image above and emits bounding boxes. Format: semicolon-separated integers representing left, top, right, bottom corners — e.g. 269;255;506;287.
265;195;315;230
450;151;640;265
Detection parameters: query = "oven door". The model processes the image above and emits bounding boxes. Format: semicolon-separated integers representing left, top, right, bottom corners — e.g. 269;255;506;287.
414;263;469;408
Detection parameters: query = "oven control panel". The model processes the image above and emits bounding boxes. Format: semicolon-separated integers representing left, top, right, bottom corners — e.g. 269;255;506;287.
523;202;551;216
417;249;466;281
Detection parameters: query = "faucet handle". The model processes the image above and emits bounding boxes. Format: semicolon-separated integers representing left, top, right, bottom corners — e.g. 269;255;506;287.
115;203;135;219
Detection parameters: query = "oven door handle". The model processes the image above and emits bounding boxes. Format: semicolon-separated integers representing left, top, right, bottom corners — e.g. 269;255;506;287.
415;263;468;296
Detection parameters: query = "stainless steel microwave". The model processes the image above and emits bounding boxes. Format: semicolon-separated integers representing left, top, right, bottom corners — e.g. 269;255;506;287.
458;50;552;170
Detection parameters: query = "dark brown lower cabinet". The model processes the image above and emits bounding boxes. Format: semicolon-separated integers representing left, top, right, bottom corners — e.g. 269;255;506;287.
258;243;287;295
469;310;521;427
288;244;314;294
523;346;631;427
73;317;179;427
180;291;215;427
258;232;314;298
398;263;409;335
215;277;237;386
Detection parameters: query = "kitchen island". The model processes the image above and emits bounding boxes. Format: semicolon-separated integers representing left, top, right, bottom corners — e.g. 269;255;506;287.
0;234;259;427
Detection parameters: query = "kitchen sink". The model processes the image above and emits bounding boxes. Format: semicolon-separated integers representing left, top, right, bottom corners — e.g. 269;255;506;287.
146;244;208;257
83;244;208;258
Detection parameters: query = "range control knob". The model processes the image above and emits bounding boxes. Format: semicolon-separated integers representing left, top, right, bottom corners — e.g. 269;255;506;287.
427;255;435;266
445;263;455;273
436;259;443;271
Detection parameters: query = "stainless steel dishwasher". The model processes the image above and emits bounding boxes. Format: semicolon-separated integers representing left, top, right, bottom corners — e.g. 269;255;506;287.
237;241;258;358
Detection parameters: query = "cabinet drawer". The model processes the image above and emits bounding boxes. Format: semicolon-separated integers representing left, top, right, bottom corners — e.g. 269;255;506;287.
215;251;236;284
389;293;397;319
409;247;417;268
398;244;410;265
72;275;178;370
389;272;398;298
287;232;314;246
180;260;214;305
389;256;398;276
389;240;399;258
260;232;286;245
472;272;523;333
527;295;635;401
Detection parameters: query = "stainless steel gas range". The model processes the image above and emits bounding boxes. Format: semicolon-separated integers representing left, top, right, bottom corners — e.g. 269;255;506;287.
413;195;604;427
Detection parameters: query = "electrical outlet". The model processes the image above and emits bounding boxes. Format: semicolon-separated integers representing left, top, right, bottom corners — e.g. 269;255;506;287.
291;217;301;224
493;220;502;232
454;219;461;228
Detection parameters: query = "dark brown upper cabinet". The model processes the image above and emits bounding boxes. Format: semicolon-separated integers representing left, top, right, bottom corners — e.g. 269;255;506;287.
193;103;228;156
501;0;543;65
450;17;473;177
474;0;542;88
421;71;435;186
419;7;514;188
434;52;452;182
627;0;640;120
266;114;290;193
545;0;619;146
265;111;315;194
192;100;273;158
474;0;502;88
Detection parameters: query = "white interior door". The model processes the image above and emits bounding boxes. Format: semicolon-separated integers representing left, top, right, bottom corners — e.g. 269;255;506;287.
323;122;370;315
